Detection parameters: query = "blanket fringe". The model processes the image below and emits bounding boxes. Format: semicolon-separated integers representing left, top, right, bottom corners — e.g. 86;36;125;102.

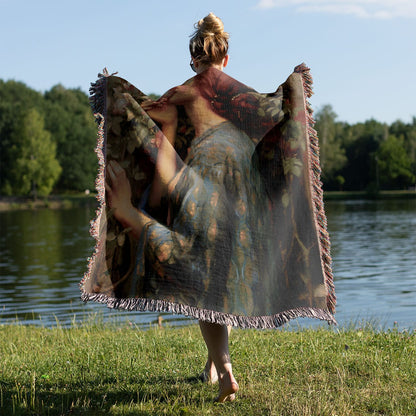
81;290;337;329
79;70;109;291
295;63;336;314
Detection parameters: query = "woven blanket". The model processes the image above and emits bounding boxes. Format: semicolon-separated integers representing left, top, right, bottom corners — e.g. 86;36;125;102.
80;64;336;328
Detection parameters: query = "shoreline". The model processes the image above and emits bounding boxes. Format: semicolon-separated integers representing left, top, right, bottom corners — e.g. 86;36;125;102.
0;194;98;211
323;190;416;200
0;190;415;211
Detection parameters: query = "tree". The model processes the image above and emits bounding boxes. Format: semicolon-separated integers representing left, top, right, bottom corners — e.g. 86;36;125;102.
44;85;97;191
10;108;61;197
314;105;347;188
0;79;44;109
389;118;416;181
1;78;415;194
0;80;45;195
0;103;20;194
147;93;161;100
341;119;388;191
376;135;415;189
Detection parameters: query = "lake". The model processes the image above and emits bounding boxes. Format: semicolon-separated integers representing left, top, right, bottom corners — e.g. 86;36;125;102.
0;198;415;330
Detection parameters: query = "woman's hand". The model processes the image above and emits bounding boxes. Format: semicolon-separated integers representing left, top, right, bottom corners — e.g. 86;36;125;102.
141;99;178;128
160;84;195;105
105;160;135;225
105;160;154;239
141;83;195;126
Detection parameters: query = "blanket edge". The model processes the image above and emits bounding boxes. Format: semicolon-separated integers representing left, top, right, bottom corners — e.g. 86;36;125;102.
295;63;336;314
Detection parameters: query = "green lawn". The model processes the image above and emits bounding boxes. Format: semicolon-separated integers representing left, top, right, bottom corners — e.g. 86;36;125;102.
0;320;415;415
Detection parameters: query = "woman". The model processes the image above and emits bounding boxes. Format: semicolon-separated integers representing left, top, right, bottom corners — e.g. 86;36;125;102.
82;13;336;404
106;13;239;402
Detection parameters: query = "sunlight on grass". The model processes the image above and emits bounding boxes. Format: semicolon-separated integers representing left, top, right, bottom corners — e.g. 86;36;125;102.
0;316;415;415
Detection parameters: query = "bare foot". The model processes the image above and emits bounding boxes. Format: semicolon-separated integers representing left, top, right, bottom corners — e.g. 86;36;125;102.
215;372;239;403
200;358;218;384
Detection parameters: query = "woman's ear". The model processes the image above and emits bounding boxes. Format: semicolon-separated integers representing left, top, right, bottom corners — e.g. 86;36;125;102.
223;55;229;68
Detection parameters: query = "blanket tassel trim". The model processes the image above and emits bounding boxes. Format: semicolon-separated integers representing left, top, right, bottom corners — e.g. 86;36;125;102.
294;63;336;315
80;66;337;328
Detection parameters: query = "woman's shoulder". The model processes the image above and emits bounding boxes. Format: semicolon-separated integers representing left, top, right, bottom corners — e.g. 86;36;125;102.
182;77;195;86
163;80;197;105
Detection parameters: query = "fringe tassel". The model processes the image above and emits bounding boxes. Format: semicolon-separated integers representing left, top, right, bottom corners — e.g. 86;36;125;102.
79;70;110;291
80;291;337;329
295;63;336;314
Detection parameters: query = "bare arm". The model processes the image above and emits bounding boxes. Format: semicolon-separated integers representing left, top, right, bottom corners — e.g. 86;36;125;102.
105;160;153;240
140;100;179;208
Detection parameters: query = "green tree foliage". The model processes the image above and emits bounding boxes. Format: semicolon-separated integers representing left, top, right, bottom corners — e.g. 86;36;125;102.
342;119;388;191
376;135;415;189
147;93;161;100
314;105;347;185
0;80;97;195
0;80;45;194
44;85;97;191
0;79;415;195
0;102;20;194
0;79;44;108
314;105;416;191
10;108;61;197
389;118;416;180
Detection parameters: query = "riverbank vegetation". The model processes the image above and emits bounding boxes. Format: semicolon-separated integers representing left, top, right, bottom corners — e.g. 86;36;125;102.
1;190;415;212
1;321;415;415
0;79;415;198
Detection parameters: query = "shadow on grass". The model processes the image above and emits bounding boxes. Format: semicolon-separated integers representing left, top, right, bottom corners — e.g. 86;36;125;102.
1;374;209;416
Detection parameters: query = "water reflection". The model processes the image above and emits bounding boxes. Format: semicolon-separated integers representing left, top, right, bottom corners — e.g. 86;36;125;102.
0;199;415;329
323;199;416;330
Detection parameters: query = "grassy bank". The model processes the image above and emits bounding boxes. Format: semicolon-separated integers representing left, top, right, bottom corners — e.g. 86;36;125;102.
0;194;97;211
324;190;416;200
0;190;415;211
0;321;415;415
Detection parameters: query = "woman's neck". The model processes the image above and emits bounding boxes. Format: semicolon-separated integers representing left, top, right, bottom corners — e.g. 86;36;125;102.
196;62;223;75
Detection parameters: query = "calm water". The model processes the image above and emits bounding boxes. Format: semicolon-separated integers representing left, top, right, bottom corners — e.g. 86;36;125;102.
0;199;415;330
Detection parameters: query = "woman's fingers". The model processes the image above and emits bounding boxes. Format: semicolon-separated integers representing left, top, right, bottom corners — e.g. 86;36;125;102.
160;87;177;101
106;160;125;187
104;181;112;194
142;99;165;110
106;162;115;182
110;160;122;174
141;100;153;109
109;160;124;175
142;101;167;111
106;160;117;181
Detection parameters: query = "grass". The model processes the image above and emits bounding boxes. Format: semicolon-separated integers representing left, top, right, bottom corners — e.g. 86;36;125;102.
0;320;415;415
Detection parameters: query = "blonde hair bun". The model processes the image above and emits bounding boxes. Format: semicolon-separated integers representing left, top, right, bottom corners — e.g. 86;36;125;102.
189;13;229;65
197;12;228;38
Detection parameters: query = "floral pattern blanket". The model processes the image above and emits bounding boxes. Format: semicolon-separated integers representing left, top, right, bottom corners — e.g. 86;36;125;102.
80;64;336;328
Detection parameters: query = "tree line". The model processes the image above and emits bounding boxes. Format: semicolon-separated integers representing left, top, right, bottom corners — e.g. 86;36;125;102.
315;105;415;191
0;80;415;197
0;80;97;197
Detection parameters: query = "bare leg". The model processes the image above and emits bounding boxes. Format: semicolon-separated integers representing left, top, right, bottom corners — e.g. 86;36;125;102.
200;354;218;384
201;326;232;384
199;321;239;402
